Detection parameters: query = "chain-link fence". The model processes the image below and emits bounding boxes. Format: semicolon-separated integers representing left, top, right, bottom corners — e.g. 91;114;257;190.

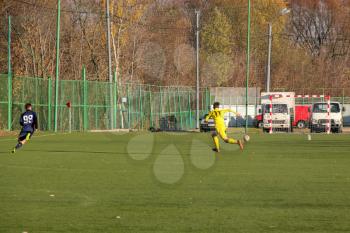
3;75;350;132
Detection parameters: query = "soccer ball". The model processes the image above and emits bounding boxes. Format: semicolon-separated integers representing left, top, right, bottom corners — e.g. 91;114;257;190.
243;134;250;142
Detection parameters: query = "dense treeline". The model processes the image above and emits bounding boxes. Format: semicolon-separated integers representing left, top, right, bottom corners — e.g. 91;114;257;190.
0;0;349;94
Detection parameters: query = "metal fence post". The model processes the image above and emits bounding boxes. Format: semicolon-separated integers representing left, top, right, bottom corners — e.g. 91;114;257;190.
48;77;52;130
173;90;176;119
113;71;117;129
94;84;98;129
7;15;12;131
54;0;61;132
188;91;192;128
159;87;163;119
82;65;88;131
245;0;251;133
116;76;123;129
195;10;200;129
159;86;163;125
149;85;153;128
35;76;38;106
167;87;171;115
127;84;131;129
71;81;76;131
177;88;183;129
254;87;258;118
139;85;143;129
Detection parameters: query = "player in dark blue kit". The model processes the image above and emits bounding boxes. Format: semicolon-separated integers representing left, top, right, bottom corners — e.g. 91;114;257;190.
11;103;38;153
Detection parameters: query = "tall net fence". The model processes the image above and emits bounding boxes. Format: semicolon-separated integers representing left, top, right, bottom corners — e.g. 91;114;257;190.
0;74;210;132
2;75;350;132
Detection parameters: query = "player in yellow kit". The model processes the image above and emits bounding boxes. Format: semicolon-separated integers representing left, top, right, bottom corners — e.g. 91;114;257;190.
205;102;244;152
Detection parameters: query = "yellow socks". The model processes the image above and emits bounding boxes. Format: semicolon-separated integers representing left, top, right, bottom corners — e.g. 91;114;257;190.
213;136;220;150
212;136;237;151
228;138;237;144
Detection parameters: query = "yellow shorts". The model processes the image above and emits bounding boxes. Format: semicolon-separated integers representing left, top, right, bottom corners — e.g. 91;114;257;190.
214;127;227;139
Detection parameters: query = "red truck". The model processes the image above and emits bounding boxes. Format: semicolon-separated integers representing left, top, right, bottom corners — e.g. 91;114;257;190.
255;105;311;129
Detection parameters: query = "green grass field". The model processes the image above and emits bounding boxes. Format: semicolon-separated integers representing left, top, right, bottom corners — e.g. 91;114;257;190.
1;132;350;233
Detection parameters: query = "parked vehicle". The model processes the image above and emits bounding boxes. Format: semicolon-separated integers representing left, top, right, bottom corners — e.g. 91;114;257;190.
310;102;345;133
200;114;229;132
294;105;310;129
200;114;215;132
260;92;295;132
254;114;264;128
255;105;310;129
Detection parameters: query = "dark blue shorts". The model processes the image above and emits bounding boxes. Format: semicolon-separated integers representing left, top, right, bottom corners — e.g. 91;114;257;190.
18;130;34;141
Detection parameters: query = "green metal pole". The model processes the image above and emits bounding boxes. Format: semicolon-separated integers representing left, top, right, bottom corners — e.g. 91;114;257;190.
139;85;143;129
48;77;52;131
54;0;61;132
204;88;207;112
95;84;98;129
59;81;64;130
116;77;122;129
167;87;171;115
82;66;88;131
72;81;76;130
127;84;131;129
135;86;139;126
255;87;258;116
35;76;38;105
7;16;12;131
159;87;163;129
159;86;162;119
177;88;183;129
245;0;251;133
201;89;204;117
188;91;192;128
173;90;176;118
113;71;117;129
149;86;153;128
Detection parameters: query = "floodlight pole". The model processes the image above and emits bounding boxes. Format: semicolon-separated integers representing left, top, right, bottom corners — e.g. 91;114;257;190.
7;15;12;131
195;10;200;129
245;0;251;133
106;0;114;129
54;0;61;132
266;23;272;92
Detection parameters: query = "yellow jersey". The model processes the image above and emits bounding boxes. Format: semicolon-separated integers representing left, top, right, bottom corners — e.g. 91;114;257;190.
205;108;237;129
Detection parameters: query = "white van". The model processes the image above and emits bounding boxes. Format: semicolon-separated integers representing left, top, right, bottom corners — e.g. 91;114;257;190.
260;92;295;132
310;102;345;133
